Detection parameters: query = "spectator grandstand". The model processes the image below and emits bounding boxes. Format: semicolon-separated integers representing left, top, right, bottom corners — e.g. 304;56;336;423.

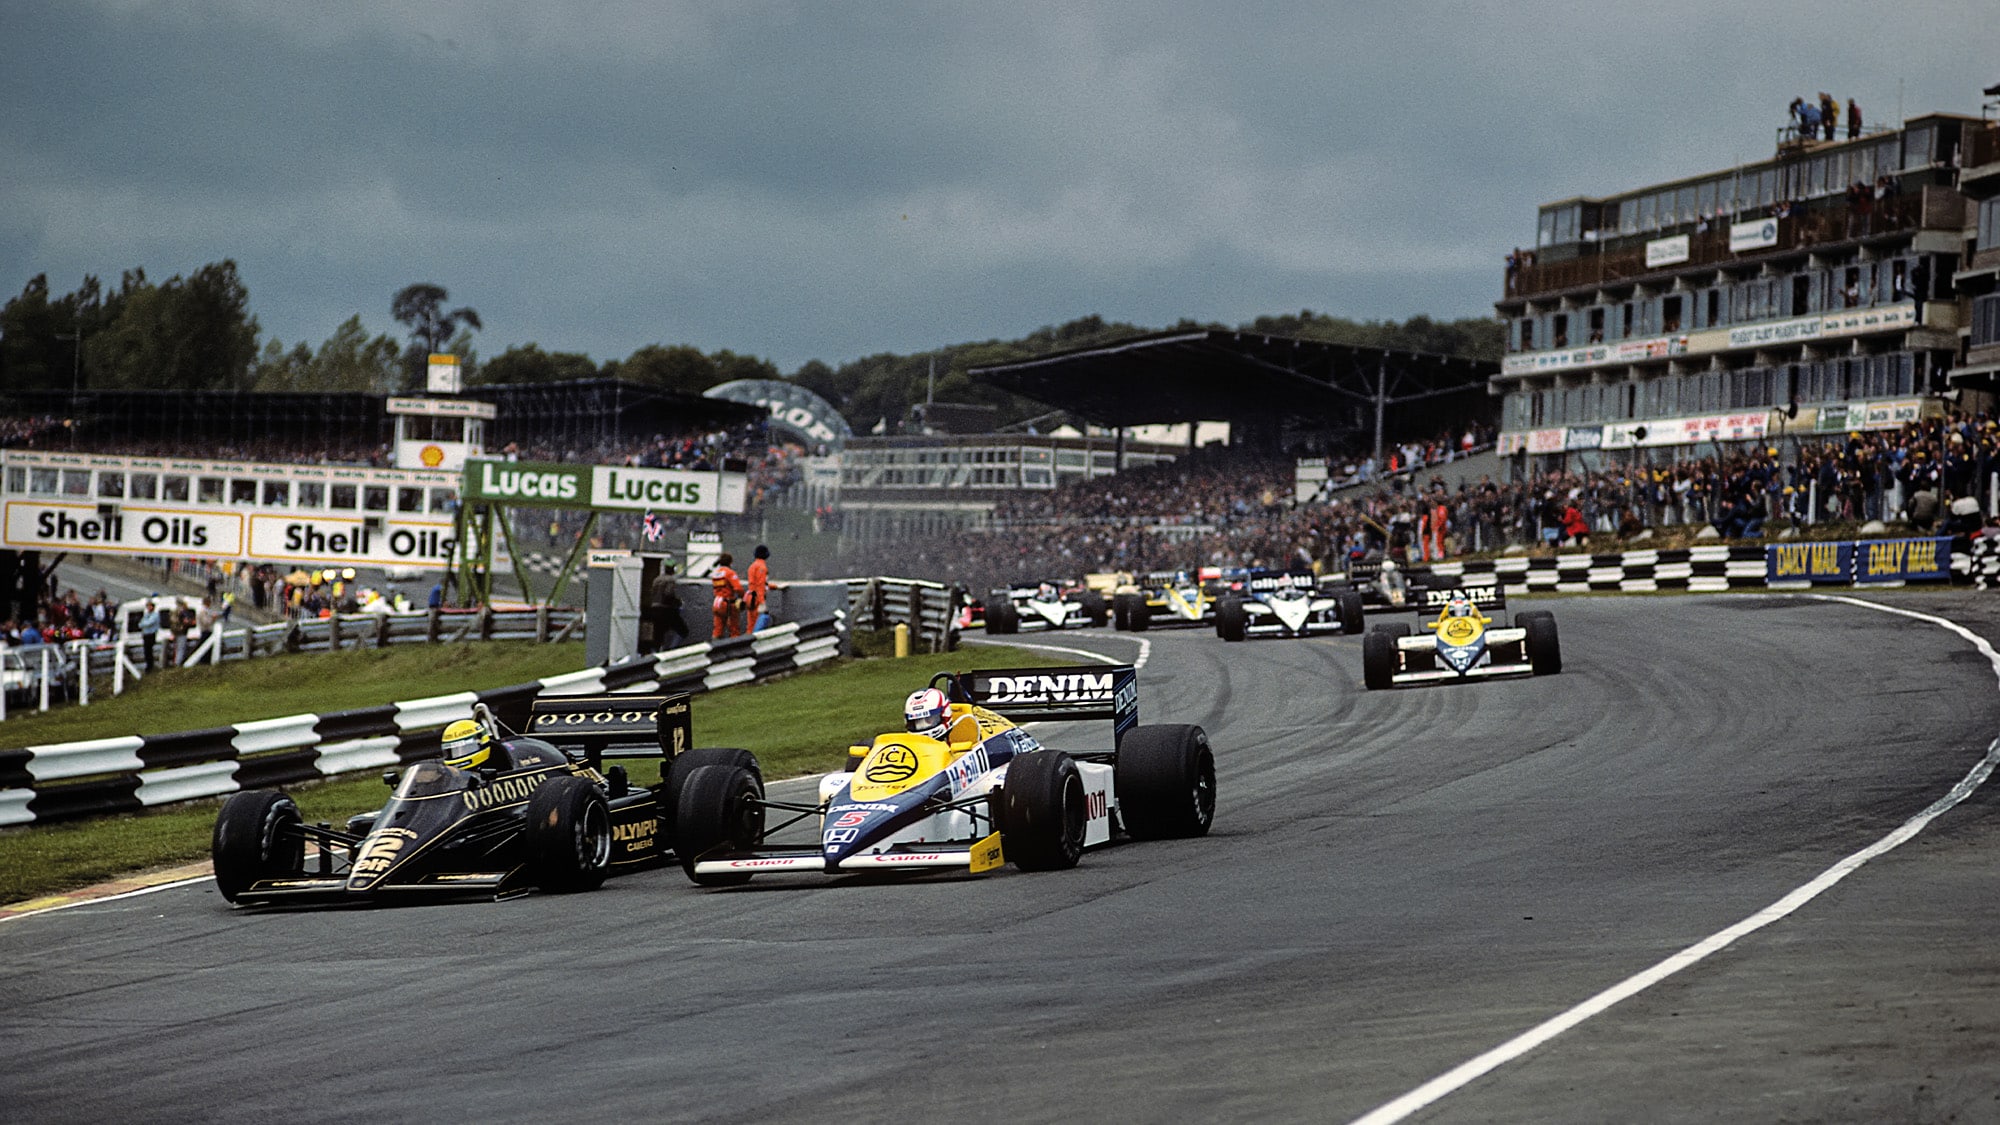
848;411;1998;594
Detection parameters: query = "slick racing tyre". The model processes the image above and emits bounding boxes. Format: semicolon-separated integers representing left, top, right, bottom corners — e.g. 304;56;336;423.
1128;599;1152;632
985;600;1020;635
212;789;305;903
1114;724;1216;839
999;751;1087;871
1520;612;1562;675
1362;627;1399;690
676;764;766;886
1112;594;1134;631
1216;597;1247;642
660;747;762;849
1078;591;1109;628
1335;589;1364;635
526;775;613;893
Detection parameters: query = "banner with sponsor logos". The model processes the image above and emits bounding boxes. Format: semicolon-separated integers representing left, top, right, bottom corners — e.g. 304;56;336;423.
1853;537;1952;584
1730;217;1778;252
1645;234;1689;267
1765;541;1852;584
460;459;747;514
2;500;459;567
1766;537;1951;585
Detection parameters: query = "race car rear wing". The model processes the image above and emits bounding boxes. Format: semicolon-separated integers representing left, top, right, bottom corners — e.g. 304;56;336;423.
1415;581;1507;612
1241;569;1316;593
942;664;1138;745
523;691;693;761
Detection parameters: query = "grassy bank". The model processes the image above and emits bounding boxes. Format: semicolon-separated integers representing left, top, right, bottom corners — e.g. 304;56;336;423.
0;639;1058;904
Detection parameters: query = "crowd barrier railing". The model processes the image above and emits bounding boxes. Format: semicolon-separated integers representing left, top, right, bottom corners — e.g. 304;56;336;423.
0;615;843;827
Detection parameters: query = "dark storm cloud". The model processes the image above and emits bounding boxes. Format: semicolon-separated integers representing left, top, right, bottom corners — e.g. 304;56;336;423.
1;1;1991;370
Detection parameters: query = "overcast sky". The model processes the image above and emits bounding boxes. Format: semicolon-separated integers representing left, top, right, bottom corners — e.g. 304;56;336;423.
2;1;1992;372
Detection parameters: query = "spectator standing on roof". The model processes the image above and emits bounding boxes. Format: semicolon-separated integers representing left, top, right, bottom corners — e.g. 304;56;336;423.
1847;98;1862;139
710;552;744;639
1818;93;1837;140
746;545;771;633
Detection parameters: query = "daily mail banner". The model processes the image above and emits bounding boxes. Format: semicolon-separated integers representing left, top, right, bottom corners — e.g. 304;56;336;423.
461;459;748;514
1853;537;1951;584
1767;538;1951;585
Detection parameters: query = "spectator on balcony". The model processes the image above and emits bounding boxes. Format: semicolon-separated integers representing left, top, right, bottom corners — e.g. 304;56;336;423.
1818;93;1837;141
1847;98;1862;140
1798;100;1821;142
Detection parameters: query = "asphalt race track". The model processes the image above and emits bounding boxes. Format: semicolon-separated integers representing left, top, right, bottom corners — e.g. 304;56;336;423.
5;592;2000;1123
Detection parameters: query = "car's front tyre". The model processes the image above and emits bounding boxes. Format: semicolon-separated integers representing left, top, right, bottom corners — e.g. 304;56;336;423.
1115;724;1215;839
526;775;612;893
212;789;305;903
999;751;1086;871
676;764;766;886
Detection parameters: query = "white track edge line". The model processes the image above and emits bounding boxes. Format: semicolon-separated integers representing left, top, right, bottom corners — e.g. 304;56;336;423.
0;875;213;924
1349;594;2000;1125
963;634;1149;669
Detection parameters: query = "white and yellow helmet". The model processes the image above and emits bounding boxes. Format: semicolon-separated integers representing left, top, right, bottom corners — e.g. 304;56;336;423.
441;718;491;769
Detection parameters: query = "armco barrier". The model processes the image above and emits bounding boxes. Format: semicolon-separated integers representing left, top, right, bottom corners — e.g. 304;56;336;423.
844;577;963;653
0;615;844;828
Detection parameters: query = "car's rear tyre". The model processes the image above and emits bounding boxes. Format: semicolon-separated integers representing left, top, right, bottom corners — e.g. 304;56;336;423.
986;600;1019;635
1335;590;1364;635
999;751;1086;871
1129;600;1152;632
1112;594;1133;631
1216;597;1247;642
525;775;612;893
212;789;305;903
1078;591;1108;628
1381;621;1413;638
676;764;766;886
1524;613;1562;675
1115;724;1215;839
1362;628;1399;690
660;747;761;848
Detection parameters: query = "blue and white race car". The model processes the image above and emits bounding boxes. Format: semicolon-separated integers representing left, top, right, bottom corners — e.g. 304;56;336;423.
1362;583;1560;689
1214;569;1363;640
670;664;1216;884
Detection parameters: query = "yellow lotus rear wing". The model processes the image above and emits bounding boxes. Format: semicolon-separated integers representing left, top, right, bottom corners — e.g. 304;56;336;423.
523;691;693;762
946;664;1139;745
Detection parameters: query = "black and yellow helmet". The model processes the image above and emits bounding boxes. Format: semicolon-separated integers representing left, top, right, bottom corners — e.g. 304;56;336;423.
441;719;490;769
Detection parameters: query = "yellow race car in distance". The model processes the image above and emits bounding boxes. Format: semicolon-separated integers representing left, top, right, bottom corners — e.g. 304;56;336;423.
1362;585;1560;690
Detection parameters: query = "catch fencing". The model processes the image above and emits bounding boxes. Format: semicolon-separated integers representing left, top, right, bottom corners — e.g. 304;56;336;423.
0;615;843;828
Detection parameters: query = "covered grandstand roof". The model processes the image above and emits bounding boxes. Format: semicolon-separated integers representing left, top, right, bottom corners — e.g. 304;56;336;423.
0;379;762;452
968;329;1497;430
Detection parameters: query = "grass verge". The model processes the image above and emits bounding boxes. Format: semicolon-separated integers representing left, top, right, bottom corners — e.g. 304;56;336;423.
0;639;1059;905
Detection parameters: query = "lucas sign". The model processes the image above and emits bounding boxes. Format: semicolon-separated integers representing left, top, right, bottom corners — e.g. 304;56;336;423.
460;459;746;514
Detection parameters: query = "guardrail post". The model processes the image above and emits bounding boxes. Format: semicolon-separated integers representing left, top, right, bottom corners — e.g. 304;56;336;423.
535;605;550;644
330;614;345;652
71;640;90;707
479;607;494;641
376;613;393;648
906;582;923;644
427;608;442;643
39;646;52;712
284;621;302;653
867;579;884;631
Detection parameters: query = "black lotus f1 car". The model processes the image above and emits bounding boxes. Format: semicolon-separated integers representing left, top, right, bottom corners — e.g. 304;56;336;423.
210;692;756;906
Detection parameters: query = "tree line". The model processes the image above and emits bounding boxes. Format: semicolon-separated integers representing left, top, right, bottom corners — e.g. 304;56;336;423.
0;265;1501;432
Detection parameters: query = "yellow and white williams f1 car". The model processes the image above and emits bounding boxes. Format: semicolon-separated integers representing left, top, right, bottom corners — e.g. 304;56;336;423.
1362;584;1560;689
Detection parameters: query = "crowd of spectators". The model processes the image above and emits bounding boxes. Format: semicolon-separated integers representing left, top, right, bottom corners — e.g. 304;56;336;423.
859;411;2000;593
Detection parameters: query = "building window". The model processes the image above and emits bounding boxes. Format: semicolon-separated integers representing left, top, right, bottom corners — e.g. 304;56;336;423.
1973;294;2000;349
1979;198;2000;253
